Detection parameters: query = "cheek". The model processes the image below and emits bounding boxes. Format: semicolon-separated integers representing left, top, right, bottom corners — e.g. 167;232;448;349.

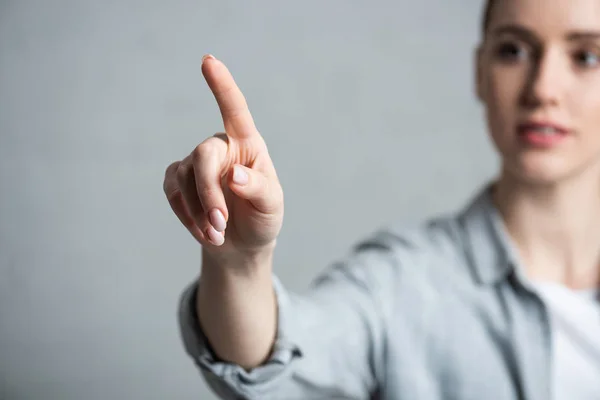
571;81;600;143
485;67;527;141
488;67;525;112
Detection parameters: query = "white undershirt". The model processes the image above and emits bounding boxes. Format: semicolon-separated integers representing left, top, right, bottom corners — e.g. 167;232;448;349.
531;282;600;400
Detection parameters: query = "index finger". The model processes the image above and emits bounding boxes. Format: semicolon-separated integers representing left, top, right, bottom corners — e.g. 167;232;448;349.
202;54;258;139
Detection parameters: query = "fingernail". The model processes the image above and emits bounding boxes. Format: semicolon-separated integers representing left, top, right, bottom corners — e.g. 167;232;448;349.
209;209;226;232
233;165;248;185
202;54;215;63
207;226;225;246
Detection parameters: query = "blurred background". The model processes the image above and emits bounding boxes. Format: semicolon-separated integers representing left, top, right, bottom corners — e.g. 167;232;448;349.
0;0;497;399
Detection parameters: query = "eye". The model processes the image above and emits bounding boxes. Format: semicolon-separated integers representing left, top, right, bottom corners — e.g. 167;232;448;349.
573;49;600;68
494;41;529;63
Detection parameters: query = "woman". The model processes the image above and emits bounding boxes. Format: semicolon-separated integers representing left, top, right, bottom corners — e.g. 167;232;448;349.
164;0;600;398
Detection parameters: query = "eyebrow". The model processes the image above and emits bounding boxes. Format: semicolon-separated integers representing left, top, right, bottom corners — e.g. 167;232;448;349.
567;31;600;40
491;24;600;42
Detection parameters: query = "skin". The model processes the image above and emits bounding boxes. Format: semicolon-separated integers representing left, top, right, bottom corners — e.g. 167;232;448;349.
478;0;600;289
163;0;600;370
163;54;281;368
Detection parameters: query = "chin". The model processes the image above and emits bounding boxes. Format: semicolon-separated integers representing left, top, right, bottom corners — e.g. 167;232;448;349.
503;153;581;186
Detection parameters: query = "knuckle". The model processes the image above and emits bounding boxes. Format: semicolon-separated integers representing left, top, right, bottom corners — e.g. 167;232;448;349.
212;132;229;144
193;141;218;162
198;185;219;203
163;162;179;195
164;161;179;177
175;162;190;183
215;84;237;103
163;178;179;198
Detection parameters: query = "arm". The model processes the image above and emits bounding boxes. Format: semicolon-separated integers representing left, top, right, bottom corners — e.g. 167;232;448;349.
197;246;277;370
179;237;396;400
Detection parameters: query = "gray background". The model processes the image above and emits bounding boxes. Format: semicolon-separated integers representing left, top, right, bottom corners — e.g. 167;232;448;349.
0;0;497;399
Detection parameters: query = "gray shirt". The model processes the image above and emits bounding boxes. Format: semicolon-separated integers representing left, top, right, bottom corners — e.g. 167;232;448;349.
177;185;558;400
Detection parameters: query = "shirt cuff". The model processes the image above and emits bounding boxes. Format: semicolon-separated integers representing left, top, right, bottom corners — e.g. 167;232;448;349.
178;275;303;399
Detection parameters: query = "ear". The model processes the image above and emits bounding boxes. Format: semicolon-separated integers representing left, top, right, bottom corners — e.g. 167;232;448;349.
475;45;486;103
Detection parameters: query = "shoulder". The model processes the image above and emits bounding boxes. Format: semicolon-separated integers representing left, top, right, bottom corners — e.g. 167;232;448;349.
311;211;469;300
355;184;498;285
356;211;469;276
314;185;497;309
350;190;494;295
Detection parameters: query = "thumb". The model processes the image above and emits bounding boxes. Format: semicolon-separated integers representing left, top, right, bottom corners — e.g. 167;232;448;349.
227;164;282;214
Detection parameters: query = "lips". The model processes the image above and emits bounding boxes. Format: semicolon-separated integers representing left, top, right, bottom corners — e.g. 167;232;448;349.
517;121;571;147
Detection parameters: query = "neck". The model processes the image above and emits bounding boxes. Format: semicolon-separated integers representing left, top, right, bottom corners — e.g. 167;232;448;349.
493;166;600;289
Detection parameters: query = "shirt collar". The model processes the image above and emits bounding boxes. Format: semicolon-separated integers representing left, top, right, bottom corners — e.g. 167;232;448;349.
458;183;523;286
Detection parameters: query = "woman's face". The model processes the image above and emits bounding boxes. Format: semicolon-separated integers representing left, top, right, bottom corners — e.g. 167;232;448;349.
478;0;600;184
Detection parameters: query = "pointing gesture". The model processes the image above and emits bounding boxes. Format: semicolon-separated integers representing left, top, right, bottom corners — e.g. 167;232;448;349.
203;55;259;139
164;55;284;254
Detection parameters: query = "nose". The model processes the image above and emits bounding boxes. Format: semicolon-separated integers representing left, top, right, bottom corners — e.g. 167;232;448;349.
520;49;565;109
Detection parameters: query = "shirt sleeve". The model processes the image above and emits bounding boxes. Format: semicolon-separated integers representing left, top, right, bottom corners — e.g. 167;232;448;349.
178;234;398;400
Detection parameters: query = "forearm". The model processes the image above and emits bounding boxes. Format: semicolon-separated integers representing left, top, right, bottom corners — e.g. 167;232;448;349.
196;247;277;370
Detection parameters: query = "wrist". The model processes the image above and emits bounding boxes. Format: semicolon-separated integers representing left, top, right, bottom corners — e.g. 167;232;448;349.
201;241;276;278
